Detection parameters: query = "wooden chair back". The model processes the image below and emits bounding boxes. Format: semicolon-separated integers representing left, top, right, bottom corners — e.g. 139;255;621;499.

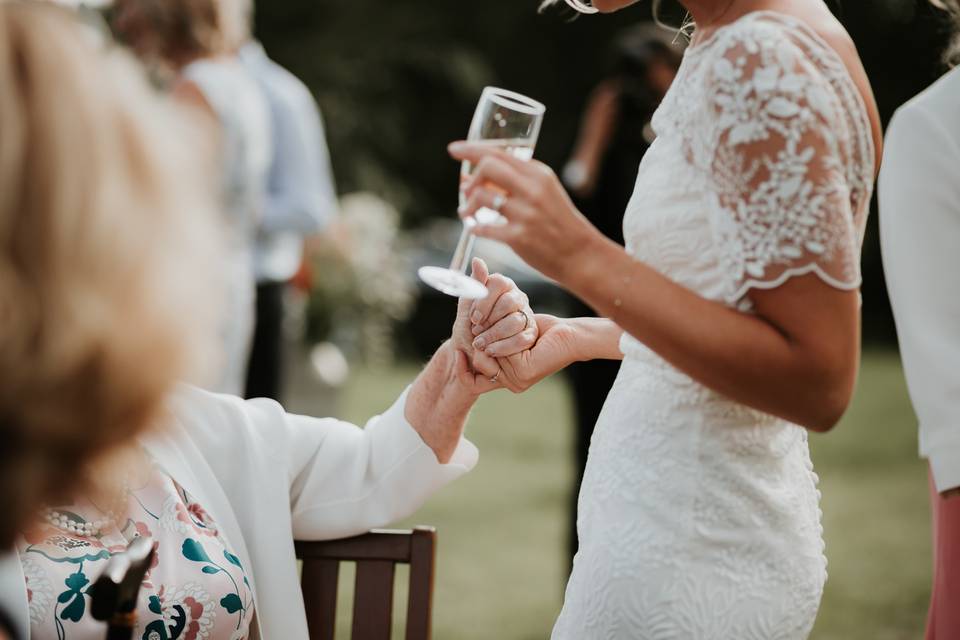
295;527;437;640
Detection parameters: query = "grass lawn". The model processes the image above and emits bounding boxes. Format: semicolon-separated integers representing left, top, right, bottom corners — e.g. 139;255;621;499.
311;350;929;639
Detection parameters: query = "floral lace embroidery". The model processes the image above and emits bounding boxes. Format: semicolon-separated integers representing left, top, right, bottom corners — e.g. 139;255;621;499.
666;11;874;306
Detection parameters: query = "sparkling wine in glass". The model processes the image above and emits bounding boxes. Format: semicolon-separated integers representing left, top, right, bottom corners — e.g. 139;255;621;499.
419;87;545;299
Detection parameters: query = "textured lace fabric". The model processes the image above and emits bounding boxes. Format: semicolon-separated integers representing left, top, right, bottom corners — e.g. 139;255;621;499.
552;12;873;640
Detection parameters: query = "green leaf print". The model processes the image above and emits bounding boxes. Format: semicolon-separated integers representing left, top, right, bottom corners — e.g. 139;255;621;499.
181;538;211;563
224;550;243;568
148;595;163;615
60;595;85;623
57;568;89;623
201;565;220;574
64;570;89;592
220;593;243;614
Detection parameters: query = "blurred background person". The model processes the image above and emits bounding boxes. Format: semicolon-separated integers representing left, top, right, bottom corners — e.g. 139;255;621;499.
114;0;272;396
880;1;960;637
237;0;338;403
559;25;682;564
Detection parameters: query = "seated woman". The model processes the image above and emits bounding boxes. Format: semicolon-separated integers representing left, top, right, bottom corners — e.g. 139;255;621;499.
0;4;534;640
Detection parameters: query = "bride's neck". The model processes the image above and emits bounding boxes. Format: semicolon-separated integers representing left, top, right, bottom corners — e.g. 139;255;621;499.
678;0;767;28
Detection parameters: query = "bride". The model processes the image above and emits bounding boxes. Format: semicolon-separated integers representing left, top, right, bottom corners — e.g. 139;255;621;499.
452;0;882;637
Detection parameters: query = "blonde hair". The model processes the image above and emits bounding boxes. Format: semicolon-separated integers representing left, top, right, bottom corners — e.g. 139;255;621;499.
0;2;223;545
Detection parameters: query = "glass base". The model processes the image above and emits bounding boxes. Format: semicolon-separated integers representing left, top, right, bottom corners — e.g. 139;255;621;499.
418;266;488;299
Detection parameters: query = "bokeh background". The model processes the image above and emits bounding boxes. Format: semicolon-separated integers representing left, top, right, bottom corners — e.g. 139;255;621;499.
252;1;951;638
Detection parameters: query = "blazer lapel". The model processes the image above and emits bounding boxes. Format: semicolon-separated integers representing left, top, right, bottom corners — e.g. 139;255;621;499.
0;551;28;640
140;425;264;640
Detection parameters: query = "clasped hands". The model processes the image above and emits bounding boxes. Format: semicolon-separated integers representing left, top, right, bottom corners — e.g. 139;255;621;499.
452;258;579;395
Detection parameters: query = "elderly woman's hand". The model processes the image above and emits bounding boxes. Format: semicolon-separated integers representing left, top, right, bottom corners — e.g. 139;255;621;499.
452;258;538;383
406;260;540;462
449;141;609;288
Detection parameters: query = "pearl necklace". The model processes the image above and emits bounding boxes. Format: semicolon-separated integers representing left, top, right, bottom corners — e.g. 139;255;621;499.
42;507;119;538
42;475;132;538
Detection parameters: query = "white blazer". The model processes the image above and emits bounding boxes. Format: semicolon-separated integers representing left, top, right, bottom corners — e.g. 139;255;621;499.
880;66;960;493
0;385;478;639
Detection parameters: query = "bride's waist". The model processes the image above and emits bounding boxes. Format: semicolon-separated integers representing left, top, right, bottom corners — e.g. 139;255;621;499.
616;336;782;427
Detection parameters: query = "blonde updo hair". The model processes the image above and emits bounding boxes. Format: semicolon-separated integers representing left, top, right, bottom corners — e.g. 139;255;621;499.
0;2;223;546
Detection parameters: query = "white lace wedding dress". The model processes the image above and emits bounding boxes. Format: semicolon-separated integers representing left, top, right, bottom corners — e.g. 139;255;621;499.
551;12;874;640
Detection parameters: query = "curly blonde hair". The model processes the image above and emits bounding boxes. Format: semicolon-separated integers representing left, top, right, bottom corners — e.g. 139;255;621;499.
0;2;223;545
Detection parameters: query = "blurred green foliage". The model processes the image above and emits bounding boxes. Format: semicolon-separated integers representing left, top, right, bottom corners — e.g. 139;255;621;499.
256;0;955;343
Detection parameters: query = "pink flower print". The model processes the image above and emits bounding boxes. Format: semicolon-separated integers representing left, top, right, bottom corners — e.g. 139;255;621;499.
188;502;216;531
183;596;205;640
160;495;218;538
135;521;153;538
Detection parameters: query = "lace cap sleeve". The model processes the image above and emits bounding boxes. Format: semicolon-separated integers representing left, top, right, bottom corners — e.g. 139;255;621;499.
703;19;873;305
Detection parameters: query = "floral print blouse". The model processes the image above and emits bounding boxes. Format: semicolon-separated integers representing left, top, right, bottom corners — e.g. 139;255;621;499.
16;460;255;640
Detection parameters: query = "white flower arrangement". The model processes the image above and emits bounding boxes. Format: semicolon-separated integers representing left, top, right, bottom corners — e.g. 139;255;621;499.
305;192;416;366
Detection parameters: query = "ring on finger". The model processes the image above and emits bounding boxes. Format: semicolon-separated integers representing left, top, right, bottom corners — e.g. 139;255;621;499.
490;368;501;383
491;193;507;212
521;310;534;330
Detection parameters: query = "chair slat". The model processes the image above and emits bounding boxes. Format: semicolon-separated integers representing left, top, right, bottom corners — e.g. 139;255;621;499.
297;533;412;563
296;527;436;640
405;528;436;640
301;558;339;640
351;560;395;639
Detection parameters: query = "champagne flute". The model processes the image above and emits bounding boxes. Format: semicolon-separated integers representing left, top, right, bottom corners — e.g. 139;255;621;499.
419;87;546;299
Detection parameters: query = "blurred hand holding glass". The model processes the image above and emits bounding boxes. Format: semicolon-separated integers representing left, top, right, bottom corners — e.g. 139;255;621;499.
418;87;545;299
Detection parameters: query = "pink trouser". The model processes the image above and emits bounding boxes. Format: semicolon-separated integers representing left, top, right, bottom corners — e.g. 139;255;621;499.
927;468;960;639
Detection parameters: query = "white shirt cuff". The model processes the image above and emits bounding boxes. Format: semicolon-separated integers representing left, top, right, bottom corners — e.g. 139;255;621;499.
374;386;479;475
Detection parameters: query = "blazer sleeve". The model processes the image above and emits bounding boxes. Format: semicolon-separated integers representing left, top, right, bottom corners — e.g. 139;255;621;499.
880;102;960;492
237;388;478;540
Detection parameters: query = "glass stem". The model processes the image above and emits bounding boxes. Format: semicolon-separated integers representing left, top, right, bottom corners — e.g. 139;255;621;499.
448;221;477;274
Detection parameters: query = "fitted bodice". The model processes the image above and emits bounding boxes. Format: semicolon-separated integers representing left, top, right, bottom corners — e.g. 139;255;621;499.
620;11;873;362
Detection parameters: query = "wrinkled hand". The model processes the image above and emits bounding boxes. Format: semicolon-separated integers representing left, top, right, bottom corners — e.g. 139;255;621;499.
452;258;539;386
449;141;606;285
472;314;580;393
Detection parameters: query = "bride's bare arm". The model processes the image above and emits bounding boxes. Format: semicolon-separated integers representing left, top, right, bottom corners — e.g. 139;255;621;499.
566;234;860;432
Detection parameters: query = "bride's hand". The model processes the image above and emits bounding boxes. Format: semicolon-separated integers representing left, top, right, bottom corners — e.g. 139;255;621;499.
472;314;581;393
452;258;539;383
449;141;608;286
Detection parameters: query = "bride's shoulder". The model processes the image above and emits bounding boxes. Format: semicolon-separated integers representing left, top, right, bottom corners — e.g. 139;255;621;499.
701;11;846;67
699;10;875;121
